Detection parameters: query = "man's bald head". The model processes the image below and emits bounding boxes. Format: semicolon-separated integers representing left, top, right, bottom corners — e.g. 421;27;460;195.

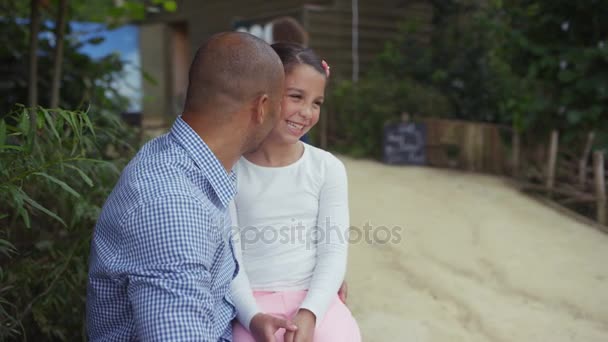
183;32;284;118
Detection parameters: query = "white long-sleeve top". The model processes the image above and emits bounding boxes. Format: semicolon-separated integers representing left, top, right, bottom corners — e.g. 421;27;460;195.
229;143;349;330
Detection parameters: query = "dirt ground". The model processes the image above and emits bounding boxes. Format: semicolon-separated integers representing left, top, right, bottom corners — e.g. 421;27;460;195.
341;156;608;342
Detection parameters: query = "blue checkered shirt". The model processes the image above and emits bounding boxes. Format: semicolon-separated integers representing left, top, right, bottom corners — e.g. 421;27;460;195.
87;117;239;341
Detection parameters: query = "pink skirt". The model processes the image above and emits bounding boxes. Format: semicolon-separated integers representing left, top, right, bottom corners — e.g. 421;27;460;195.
232;290;361;342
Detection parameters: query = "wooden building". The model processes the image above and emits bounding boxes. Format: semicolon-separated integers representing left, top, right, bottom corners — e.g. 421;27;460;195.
139;0;432;128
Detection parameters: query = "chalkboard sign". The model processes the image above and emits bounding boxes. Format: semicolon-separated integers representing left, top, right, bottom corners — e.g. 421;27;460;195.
383;122;427;165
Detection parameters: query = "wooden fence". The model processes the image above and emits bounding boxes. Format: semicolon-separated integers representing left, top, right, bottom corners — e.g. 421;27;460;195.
514;130;607;226
418;118;511;174
406;119;607;226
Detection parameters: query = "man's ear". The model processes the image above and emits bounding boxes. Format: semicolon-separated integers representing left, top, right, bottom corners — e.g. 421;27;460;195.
252;93;269;125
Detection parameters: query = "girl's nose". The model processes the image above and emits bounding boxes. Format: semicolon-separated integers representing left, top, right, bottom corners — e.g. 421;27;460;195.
299;105;312;120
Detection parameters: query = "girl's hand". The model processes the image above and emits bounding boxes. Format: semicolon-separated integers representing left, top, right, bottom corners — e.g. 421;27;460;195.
250;313;297;342
338;280;348;304
284;309;316;342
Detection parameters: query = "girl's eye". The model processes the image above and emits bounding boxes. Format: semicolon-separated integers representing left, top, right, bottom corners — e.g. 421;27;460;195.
289;94;302;99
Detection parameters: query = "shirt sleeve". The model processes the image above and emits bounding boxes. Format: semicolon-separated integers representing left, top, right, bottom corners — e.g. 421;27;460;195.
119;194;221;341
299;154;349;325
229;201;261;330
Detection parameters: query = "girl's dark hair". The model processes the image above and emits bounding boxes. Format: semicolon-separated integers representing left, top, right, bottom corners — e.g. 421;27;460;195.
271;17;309;46
271;42;326;77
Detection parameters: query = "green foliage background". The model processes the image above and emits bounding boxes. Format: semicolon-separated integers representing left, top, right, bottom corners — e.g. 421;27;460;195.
326;0;608;158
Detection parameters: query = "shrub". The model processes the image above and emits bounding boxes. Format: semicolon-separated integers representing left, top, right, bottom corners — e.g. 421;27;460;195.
0;106;137;341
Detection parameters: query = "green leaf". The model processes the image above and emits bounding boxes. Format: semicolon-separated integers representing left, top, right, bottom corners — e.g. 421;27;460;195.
0;119;6;145
0;145;23;151
142;70;158;85
42;108;61;142
36;110;45;129
80;110;96;138
162;1;177;12
55;114;64;133
0;239;16;257
18;109;30;134
32;172;81;198
64;164;94;187
123;2;146;20
58;109;75;131
57;109;83;155
18;206;30;228
20;189;66;226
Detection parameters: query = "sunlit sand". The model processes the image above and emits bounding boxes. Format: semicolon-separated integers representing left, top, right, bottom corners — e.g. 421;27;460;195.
342;156;608;342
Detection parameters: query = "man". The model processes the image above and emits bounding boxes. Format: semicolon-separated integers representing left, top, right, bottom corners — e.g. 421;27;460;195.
87;32;296;341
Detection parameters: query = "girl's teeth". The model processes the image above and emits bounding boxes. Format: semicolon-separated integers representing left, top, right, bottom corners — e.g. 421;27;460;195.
287;121;303;130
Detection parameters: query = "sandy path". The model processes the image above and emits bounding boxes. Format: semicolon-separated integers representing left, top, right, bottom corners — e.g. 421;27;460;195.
341;156;608;342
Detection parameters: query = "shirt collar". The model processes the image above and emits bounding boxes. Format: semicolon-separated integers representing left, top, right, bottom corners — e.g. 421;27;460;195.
170;117;237;208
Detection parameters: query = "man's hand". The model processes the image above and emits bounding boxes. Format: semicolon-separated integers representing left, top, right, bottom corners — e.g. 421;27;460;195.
284;309;316;342
338;280;348;304
250;313;297;342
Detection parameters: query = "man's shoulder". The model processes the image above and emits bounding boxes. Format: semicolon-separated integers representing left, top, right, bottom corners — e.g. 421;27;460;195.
130;135;200;187
102;135;212;220
134;134;193;174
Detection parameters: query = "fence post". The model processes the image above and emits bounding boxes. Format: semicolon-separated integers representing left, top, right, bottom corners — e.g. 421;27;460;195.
512;130;521;178
593;151;606;225
579;131;595;189
546;130;559;197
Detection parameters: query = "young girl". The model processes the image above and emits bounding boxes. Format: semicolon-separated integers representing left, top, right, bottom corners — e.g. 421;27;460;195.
230;43;361;342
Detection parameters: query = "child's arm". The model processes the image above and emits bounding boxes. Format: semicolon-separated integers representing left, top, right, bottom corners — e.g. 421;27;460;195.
299;154;350;326
230;201;298;338
229;201;260;331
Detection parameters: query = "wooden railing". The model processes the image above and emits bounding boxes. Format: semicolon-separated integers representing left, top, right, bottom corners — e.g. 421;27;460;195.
514;130;607;226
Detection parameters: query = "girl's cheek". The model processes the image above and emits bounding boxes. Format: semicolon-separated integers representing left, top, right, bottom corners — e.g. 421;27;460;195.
312;112;321;125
